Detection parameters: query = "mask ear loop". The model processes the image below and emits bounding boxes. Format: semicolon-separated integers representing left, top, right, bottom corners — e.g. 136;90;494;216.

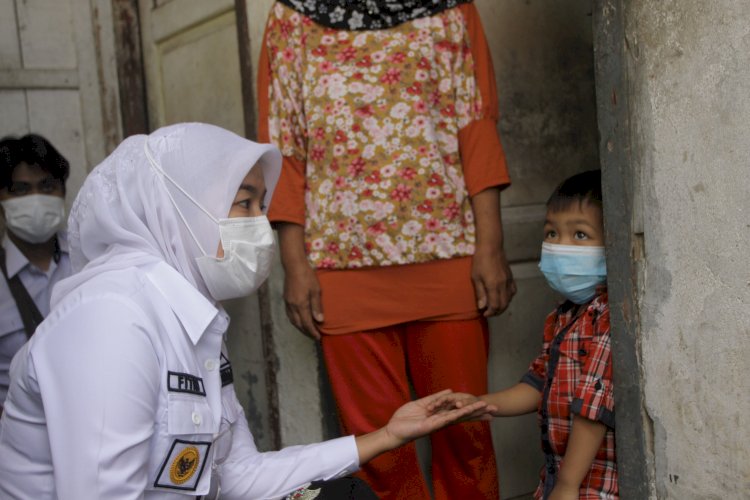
144;139;218;257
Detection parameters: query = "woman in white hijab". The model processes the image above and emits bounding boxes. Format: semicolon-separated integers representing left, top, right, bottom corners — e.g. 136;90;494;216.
0;123;489;499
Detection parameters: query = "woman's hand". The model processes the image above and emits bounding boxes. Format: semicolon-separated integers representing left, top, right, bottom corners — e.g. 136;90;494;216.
283;260;324;340
385;390;493;445
277;223;324;340
427;391;502;419
355;390;493;464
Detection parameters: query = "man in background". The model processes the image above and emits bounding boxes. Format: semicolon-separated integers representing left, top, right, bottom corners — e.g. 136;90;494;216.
0;134;71;412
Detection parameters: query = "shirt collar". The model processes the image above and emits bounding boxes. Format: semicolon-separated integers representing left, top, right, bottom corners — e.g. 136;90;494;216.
3;233;30;278
144;261;220;345
2;232;70;278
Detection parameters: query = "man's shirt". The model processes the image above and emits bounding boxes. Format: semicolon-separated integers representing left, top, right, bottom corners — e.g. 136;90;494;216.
0;232;70;404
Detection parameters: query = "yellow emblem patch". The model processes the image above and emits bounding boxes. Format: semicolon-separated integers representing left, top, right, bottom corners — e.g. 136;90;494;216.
169;446;200;485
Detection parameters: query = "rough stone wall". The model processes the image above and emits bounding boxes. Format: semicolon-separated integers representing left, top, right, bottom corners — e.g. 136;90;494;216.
611;1;750;497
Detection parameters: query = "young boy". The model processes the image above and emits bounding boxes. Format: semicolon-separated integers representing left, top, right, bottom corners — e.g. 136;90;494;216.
439;170;617;499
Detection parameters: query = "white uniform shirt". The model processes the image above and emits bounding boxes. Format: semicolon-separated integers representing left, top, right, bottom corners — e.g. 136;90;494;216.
0;261;359;499
0;233;71;404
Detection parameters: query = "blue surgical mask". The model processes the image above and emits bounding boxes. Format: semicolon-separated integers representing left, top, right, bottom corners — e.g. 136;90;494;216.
539;242;607;304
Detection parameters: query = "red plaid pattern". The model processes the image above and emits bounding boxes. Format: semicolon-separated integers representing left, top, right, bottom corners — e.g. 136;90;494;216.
523;289;618;499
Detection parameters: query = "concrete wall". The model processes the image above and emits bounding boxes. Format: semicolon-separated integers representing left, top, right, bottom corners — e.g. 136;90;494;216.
596;1;750;497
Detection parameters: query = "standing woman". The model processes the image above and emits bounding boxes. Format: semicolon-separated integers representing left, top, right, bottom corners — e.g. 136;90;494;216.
0;123;489;499
258;1;515;498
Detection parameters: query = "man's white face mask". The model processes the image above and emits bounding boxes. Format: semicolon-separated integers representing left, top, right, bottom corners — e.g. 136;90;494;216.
144;142;275;301
1;194;65;244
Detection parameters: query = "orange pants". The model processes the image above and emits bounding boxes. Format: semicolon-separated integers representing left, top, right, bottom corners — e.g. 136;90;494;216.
321;318;499;499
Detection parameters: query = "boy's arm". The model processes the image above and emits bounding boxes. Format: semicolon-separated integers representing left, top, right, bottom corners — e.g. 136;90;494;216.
480;382;541;417
549;415;607;499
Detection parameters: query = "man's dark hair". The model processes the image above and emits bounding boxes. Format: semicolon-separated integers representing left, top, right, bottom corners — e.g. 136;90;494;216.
546;169;602;213
0;134;70;191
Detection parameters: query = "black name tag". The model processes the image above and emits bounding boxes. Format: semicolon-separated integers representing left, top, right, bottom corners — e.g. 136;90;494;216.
168;371;206;396
220;353;233;387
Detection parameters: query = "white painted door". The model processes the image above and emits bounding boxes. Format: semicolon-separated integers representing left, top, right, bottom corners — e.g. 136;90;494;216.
0;0;121;203
137;0;278;450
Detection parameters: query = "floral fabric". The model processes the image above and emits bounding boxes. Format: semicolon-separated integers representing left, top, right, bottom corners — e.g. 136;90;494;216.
266;2;484;270
277;0;473;31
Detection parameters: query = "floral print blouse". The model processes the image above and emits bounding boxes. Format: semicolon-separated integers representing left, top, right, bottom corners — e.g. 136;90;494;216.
264;2;500;270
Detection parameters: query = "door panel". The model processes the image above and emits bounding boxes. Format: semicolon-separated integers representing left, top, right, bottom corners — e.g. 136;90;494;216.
138;0;276;451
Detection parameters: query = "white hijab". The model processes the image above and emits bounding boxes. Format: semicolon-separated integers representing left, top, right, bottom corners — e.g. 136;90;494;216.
52;123;281;306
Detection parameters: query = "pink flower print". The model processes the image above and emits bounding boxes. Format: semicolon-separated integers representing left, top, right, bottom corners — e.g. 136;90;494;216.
372;50;387;63
335;176;347;188
338;46;357;63
367;221;387;235
326;241;340;254
406;82;422;96
333;144;345;157
428;173;445;186
355;105;374;118
390;184;412;202
417;200;434;213
400;167;417;180
365;170;381;184
320;60;334;73
334;130;347;143
348;157;366;177
390;52;406;64
402;220;422;236
413;101;428;114
318;257;337;269
282;47;295;62
362;188;373;197
441;104;456;117
312;46;327;57
418;57;431;70
443;201;461;221
435;40;456;53
348;246;363;260
426;218;442;231
425;186;441;199
311;145;326;162
321;34;336;45
380;68;401;85
314;127;326;140
311;238;325;251
356;55;372;67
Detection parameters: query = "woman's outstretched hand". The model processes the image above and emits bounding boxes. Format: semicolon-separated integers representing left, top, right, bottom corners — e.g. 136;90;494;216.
355;389;495;465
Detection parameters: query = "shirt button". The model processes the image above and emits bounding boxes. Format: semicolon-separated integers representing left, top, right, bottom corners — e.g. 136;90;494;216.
192;412;202;425
205;359;217;371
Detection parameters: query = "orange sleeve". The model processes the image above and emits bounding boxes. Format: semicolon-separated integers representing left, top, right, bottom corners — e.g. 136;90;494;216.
458;3;511;196
257;5;307;226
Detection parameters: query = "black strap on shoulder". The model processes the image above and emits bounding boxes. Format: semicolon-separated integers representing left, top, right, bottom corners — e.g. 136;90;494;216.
0;246;44;339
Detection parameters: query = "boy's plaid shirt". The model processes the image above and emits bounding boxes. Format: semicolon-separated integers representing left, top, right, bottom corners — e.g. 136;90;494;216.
522;289;618;499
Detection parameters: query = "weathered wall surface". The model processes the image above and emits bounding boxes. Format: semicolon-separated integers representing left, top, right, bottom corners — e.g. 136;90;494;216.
601;1;750;497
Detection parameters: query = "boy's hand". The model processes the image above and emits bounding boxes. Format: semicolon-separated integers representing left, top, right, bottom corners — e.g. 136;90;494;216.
383;390;492;447
426;392;498;419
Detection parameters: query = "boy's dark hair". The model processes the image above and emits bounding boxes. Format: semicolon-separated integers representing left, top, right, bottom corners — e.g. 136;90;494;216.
546;169;602;212
0;134;70;192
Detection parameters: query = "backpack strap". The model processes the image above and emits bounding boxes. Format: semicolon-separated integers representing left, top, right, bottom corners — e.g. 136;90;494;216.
0;246;44;339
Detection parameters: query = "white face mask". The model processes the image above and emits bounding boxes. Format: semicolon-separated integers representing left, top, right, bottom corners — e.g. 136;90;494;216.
195;216;275;301
144;141;276;301
1;194;65;244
